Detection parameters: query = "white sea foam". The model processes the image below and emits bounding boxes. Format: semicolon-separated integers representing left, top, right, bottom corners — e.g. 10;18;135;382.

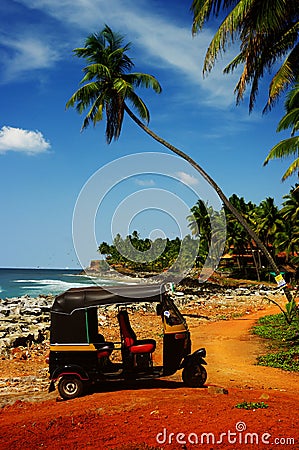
14;276;128;296
14;279;89;285
14;279;93;296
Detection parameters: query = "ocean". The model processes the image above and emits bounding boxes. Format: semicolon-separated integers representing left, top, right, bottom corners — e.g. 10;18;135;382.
0;268;128;299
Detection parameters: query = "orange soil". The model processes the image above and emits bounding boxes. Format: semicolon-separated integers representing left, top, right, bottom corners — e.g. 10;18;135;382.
0;305;298;450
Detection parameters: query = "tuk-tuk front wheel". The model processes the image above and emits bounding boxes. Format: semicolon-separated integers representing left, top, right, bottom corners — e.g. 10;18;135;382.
58;376;84;400
182;364;207;388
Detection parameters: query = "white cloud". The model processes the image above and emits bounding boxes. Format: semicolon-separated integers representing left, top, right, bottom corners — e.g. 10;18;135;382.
175;171;199;186
0;126;51;155
1;36;60;81
14;0;239;107
135;178;155;187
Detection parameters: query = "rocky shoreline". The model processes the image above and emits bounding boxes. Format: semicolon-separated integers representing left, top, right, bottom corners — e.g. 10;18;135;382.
0;295;53;356
0;280;286;356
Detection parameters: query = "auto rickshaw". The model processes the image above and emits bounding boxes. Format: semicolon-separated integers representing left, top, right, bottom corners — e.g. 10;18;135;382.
48;283;207;399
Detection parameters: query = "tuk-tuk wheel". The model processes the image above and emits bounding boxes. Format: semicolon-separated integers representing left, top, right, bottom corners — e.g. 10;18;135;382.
58;376;84;400
182;364;207;388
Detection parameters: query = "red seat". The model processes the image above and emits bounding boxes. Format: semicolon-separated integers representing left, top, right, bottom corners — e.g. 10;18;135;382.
117;310;156;355
95;342;114;359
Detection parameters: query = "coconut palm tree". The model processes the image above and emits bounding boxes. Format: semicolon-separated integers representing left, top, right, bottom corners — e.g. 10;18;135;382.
274;187;299;274
224;194;260;278
275;222;299;263
66;25;293;303
264;82;299;180
188;199;212;241
255;197;283;247
66;27;161;140
191;0;299;112
280;184;299;223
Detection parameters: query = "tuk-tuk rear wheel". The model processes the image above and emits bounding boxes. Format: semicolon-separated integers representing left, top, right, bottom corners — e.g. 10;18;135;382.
58;376;84;400
182;364;207;388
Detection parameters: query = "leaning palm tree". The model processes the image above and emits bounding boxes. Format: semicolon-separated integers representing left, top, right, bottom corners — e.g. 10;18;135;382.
264;82;299;180
191;0;299;112
66;25;293;303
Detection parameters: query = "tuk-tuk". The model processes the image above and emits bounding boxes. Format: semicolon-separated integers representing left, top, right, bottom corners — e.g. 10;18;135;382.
48;283;207;399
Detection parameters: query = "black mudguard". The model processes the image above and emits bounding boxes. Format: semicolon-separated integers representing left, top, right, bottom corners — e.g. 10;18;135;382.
180;347;207;369
50;364;89;381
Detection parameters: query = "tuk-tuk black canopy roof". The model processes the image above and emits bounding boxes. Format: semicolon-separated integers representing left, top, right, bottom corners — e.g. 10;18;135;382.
52;283;166;315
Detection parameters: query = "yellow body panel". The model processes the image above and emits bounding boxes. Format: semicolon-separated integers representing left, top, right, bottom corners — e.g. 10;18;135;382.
163;319;188;334
50;344;97;352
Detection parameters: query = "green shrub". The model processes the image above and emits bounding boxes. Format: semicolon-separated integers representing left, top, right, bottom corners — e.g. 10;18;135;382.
252;313;299;372
235;401;268;410
257;349;299;372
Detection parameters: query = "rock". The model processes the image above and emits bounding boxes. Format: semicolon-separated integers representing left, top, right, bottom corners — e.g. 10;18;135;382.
259;393;270;400
0;295;52;356
207;386;229;395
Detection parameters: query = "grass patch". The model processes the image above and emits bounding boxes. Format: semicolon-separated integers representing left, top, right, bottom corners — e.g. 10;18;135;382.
235;401;268;410
252;313;299;372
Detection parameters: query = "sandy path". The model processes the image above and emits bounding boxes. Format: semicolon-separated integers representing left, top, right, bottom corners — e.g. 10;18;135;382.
190;306;299;393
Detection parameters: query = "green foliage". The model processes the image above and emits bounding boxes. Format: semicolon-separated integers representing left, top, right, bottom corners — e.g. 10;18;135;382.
191;0;298;182
191;0;298;112
252;313;299;371
264;83;299;181
216;188;298;282
253;313;299;341
98;232;197;273
98;184;299;283
257;349;299;372
66;25;161;143
235;401;268;410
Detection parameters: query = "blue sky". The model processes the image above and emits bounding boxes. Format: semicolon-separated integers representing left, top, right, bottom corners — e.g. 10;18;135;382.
0;0;296;269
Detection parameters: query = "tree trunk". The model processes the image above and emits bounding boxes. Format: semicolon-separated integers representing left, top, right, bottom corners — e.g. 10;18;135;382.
250;243;261;281
124;103;293;303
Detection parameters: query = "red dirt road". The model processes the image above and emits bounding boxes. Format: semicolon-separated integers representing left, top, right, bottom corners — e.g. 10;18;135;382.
0;305;299;450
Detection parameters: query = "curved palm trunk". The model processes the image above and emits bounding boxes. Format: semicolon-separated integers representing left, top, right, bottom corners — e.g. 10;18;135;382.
124;103;293;303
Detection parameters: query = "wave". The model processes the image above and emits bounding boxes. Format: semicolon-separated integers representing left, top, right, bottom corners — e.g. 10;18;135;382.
13;278;94;296
14;278;124;286
13;276;130;297
14;279;91;285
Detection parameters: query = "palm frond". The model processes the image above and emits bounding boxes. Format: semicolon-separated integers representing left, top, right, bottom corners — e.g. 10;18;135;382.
192;0;299;110
81;98;104;130
81;64;111;83
224;52;245;74
203;0;254;73
282;157;299;180
264;136;299;163
126;90;150;123
277;108;299;133
108;48;134;72
191;0;239;32
125;73;162;93
265;43;299;111
285;80;299;110
66;82;100;112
